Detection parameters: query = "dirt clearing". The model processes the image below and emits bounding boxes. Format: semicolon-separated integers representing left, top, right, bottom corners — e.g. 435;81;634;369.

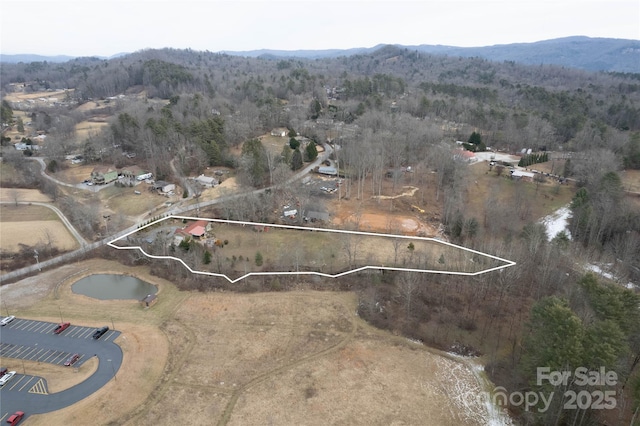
2;259;498;425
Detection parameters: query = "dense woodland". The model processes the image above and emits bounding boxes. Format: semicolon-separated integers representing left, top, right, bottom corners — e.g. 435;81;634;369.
2;46;640;425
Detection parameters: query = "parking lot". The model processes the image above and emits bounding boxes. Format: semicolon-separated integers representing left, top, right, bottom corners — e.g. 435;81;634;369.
0;317;122;422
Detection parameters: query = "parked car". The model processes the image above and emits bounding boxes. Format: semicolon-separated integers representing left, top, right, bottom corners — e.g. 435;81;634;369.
0;367;7;377
92;326;109;339
53;322;71;334
0;371;16;386
0;316;15;326
6;411;24;426
64;354;80;366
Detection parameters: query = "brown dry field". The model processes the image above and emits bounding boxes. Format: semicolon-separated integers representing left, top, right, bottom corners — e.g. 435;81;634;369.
0;188;52;203
0;220;78;253
0;204;78;253
1;259;497;426
74;120;108;142
466;162;575;221
3;89;71;103
52;164;96;184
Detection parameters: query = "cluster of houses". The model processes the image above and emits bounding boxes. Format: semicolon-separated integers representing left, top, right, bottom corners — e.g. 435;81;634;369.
90;165;152;185
88;164;221;198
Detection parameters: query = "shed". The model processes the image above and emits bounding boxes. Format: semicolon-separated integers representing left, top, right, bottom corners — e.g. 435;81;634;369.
510;170;535;180
140;294;158;308
317;166;338;176
195;174;218;188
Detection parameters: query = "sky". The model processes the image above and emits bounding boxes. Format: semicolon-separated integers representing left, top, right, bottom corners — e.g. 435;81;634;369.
1;0;638;57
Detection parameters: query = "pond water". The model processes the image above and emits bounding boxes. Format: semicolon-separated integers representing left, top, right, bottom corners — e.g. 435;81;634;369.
72;274;157;300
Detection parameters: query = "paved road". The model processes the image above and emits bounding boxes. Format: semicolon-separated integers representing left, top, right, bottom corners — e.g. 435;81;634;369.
0;317;122;420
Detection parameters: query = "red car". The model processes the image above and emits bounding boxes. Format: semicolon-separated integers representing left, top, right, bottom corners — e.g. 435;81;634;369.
53;322;70;334
6;411;24;426
64;354;80;367
53;322;71;334
0;367;7;377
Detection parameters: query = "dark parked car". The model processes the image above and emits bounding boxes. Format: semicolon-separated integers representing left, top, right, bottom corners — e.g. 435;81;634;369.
6;411;24;426
92;326;109;339
53;322;70;334
64;354;80;366
0;367;7;377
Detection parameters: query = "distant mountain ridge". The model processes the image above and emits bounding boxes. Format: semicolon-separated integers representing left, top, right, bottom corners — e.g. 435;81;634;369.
227;37;640;73
1;37;638;72
0;52;127;64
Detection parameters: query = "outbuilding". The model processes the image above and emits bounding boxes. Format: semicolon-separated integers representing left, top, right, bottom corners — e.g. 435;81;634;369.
140;294;158;308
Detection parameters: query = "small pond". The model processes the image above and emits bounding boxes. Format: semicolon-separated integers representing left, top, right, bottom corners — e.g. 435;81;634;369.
72;274;157;300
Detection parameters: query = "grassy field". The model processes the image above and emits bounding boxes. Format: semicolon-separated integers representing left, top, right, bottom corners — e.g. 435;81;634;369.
130;218;507;280
466;162;575;230
0;204;78;253
2;259;497;426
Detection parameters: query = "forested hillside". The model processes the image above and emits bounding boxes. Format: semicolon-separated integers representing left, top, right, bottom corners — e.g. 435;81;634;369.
1;45;639;425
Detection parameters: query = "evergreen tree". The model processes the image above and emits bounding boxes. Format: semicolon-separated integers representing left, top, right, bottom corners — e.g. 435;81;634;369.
291;148;303;170
305;141;318;162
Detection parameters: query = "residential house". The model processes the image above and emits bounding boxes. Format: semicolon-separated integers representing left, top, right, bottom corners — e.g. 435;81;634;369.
91;166;118;184
453;148;477;163
195;174;218;188
120;165;146;179
176;220;213;239
270;127;288;137
152;181;176;194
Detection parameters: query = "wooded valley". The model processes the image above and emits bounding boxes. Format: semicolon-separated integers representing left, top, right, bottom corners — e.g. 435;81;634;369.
1;44;639;425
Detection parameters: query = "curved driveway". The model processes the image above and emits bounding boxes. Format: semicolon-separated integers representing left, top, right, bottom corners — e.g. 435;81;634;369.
0;318;122;416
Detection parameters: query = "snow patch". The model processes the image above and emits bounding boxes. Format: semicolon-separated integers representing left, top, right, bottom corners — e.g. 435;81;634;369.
585;263;638;289
435;356;514;426
539;205;572;241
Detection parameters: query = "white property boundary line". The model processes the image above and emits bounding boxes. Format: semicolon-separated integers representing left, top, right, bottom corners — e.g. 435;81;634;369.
108;215;516;283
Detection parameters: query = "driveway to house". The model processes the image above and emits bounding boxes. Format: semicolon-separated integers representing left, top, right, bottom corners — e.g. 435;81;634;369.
30;157;113;192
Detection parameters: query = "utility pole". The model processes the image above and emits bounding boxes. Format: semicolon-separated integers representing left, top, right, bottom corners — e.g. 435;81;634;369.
33;249;41;271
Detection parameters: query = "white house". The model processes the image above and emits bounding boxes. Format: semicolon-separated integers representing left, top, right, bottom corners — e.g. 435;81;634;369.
195;174;218;188
270;128;288;137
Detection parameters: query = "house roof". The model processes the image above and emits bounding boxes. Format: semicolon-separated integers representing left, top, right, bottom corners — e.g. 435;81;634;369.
511;170;535;178
196;174;217;184
177;220;209;237
189;226;206;237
